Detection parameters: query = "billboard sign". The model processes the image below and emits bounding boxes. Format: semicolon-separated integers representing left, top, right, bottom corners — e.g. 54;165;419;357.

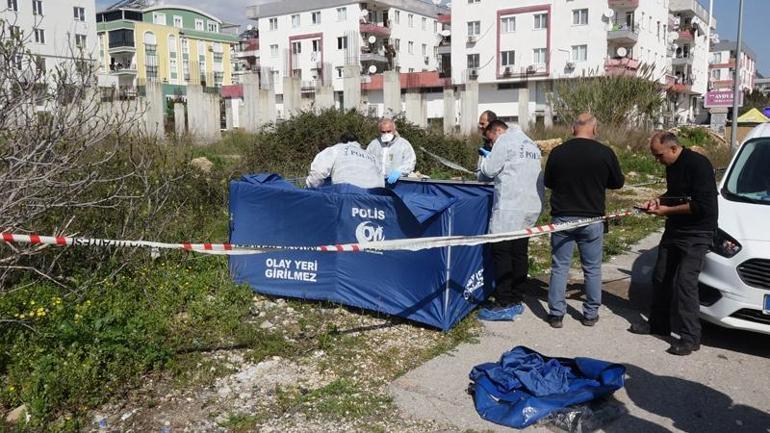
705;90;744;108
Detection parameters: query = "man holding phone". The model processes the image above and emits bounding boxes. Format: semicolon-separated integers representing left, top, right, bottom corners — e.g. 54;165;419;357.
631;131;718;356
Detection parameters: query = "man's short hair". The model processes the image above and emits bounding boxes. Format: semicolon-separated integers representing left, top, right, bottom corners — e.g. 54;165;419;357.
573;113;596;129
340;132;358;143
485;119;508;133
481;110;497;122
378;118;396;129
651;131;679;148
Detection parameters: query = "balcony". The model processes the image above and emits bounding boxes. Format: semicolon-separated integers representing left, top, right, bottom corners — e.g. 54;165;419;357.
607;24;639;44
608;0;638;7
605;57;640;76
360;52;388;63
672;55;693;66
676;30;694;42
109;63;137;76
359;22;391;37
669;76;694;93
709;59;736;69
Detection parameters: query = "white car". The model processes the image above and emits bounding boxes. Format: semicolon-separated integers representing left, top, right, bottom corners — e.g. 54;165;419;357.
699;122;770;334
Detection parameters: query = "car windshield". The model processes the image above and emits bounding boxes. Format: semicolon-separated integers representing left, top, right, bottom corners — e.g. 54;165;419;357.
722;138;770;205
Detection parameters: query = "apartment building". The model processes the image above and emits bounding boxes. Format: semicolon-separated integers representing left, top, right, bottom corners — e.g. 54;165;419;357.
709;40;757;93
1;0;98;75
246;0;446;98
96;3;238;97
232;27;260;84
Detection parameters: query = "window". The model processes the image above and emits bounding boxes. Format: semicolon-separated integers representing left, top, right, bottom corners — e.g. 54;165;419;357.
33;28;44;44
182;39;190;81
312;11;321;24
207;22;218;33
467;21;480;35
408;41;414;54
270;44;278;58
501;50;515;66
144;32;157;79
195;19;204;30
421;17;427;30
572;9;588;26
337;36;347;50
408;68;414;73
337;7;346;21
291;14;300;27
173;15;183;28
181;38;189;54
336;66;343;78
394;10;400;24
168;34;177;53
534;13;547;30
9;25;20;39
501;16;515;33
712;69;721;80
153;12;166;25
312;39;320;52
394;38;400;52
73;6;85;21
408;14;413;27
7;0;17;11
75;34;86;48
35;56;45;74
292;41;301;54
571;44;587;62
169;57;177;80
269;17;278;30
421;43;426;57
468;0;480;3
712;52;722;64
657;21;660;38
467;54;479;68
32;0;42;15
292;69;301;79
533;47;546;65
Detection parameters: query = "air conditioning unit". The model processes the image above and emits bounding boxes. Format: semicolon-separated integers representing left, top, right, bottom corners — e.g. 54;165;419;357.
468;68;478;79
503;66;513;76
424;56;430;65
565;61;575;70
466;35;477;44
526;64;537;73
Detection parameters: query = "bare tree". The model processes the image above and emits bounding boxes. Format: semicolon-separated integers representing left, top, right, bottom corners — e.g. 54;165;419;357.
0;19;172;286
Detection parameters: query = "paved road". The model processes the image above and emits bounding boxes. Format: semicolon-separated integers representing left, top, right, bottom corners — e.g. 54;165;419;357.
390;233;770;433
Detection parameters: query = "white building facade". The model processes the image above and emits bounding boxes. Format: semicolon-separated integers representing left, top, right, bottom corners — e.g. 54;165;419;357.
1;0;98;75
449;0;718;127
709;40;757;93
246;0;445;98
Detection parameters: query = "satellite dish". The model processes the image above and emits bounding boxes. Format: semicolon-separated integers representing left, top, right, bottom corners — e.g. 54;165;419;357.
360;9;369;17
368;65;377;74
603;9;615;19
616;47;628;57
368;35;376;44
246;24;253;31
432;0;441;4
440;29;450;37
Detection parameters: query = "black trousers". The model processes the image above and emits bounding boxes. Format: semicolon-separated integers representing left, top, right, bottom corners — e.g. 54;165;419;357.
649;231;712;345
491;238;529;305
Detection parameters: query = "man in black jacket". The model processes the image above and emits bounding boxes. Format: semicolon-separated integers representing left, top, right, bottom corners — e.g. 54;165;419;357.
543;113;624;329
632;131;718;356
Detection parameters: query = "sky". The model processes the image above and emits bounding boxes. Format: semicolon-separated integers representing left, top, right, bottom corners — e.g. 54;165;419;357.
95;0;768;76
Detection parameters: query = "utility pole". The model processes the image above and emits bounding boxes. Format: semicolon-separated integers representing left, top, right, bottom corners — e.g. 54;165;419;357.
730;0;745;154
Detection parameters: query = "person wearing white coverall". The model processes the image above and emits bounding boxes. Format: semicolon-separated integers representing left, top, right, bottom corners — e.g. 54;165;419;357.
305;132;385;189
366;118;416;184
479;119;545;310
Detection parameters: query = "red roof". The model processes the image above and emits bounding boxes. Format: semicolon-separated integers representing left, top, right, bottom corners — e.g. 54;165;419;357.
361;71;451;90
437;14;451;24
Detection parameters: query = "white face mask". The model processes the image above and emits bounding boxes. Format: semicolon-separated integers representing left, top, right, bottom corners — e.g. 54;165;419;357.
380;133;395;143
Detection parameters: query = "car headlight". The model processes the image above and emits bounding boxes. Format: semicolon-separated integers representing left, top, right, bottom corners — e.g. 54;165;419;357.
712;229;742;258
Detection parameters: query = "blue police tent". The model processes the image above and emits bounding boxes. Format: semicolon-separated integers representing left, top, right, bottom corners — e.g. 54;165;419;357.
228;174;495;330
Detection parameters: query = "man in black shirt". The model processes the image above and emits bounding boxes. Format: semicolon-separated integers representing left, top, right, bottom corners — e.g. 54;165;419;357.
632;131;718;356
543;113;625;328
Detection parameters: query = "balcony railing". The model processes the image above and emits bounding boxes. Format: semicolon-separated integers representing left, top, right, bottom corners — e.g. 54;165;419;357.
607;23;639;43
359;22;391;37
605;57;640;76
676;30;694;41
109;63;137;74
360;52;388;63
608;0;639;7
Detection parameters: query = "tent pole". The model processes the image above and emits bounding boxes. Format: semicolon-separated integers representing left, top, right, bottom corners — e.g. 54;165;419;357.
444;207;453;323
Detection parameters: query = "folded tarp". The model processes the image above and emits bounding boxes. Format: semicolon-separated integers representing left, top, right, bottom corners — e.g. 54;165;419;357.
469;346;626;429
229;175;496;330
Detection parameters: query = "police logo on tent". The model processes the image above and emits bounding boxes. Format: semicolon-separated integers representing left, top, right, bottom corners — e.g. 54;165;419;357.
355;221;384;243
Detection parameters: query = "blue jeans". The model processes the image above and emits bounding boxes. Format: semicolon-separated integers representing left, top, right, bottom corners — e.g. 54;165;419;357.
548;216;605;319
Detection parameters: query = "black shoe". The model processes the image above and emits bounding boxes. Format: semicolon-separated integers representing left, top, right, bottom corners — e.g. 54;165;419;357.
547;315;563;329
581;315;599;327
628;322;670;337
667;341;701;356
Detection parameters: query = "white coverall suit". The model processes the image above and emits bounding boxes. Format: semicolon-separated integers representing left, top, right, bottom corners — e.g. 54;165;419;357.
305;141;385;189
366;136;417;176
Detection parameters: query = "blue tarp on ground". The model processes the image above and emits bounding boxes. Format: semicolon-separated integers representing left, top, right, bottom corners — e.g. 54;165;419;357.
228;175;496;330
469;346;626;429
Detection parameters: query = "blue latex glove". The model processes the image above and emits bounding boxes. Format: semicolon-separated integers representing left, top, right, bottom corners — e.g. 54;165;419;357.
386;169;401;184
478;147;491;157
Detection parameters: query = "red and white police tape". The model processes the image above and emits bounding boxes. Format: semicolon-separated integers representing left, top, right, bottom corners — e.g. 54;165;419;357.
1;209;642;255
